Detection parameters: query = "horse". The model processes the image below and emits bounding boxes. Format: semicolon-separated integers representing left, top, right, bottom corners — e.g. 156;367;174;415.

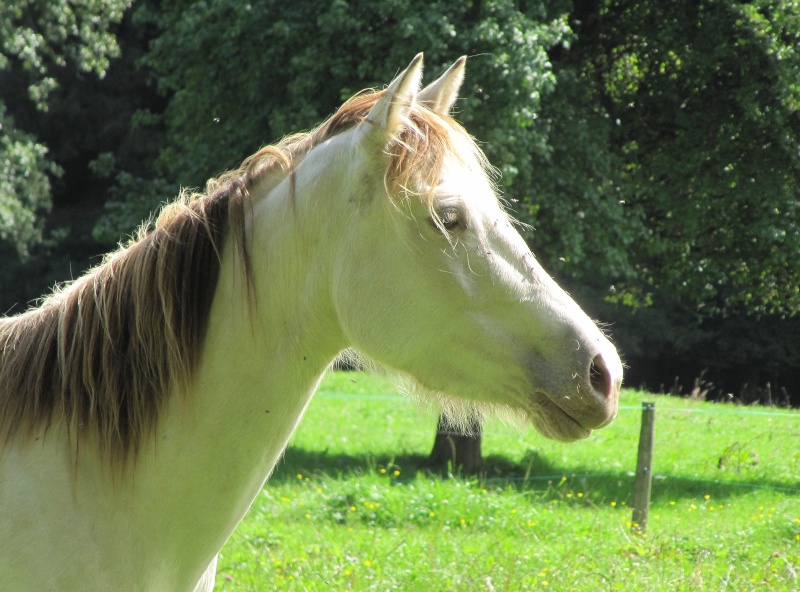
0;54;622;591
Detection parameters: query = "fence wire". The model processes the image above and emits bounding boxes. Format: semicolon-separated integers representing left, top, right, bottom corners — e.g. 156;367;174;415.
317;390;798;418
272;390;800;495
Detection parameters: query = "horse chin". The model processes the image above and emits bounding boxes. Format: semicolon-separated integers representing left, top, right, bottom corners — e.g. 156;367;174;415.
526;392;592;442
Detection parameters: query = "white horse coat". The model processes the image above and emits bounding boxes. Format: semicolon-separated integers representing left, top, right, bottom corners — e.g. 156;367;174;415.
0;55;621;591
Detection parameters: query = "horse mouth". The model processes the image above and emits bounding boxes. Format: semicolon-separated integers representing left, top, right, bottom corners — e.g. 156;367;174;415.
526;392;592;442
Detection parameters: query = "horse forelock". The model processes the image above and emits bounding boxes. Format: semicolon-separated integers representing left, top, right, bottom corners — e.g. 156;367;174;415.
0;87;484;468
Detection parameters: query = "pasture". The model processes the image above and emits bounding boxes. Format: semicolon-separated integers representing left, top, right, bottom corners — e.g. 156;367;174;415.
214;372;799;591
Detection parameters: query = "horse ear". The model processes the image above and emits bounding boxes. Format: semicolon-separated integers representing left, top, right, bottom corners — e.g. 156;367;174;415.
418;56;466;115
358;53;424;143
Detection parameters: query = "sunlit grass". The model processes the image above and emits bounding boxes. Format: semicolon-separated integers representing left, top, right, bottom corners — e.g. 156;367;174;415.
215;371;799;591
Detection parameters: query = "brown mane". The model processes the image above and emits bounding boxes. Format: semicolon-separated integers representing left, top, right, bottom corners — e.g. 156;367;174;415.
0;88;480;465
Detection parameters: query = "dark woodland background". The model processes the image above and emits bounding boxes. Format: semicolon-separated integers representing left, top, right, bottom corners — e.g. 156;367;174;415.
2;0;799;405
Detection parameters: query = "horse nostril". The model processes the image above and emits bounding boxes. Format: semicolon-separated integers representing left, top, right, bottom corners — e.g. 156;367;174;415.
589;353;612;398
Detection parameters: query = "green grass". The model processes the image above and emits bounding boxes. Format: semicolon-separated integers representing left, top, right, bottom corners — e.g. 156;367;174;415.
214;372;799;591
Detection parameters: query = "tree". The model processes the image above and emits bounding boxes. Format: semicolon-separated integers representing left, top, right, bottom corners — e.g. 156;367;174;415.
119;0;800;319
528;0;800;401
98;0;581;240
0;0;131;258
95;0;800;408
0;108;56;257
428;415;483;475
5;0;797;403
537;0;800;318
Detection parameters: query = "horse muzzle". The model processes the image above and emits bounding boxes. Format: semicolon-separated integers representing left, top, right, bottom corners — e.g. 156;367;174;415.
527;348;622;442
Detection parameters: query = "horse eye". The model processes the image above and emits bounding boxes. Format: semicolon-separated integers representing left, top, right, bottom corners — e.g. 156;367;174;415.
433;208;460;232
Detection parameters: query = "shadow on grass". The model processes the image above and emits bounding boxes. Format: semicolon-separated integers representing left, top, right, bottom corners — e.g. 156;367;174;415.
271;446;799;504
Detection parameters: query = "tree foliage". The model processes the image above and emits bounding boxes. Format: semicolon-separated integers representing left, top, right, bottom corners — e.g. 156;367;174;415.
3;0;800;397
105;0;638;307
123;0;568;187
116;0;800;318
0;0;130;257
0;106;58;257
554;0;800;316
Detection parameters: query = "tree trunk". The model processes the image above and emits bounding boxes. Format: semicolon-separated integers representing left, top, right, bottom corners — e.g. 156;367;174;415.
428;414;482;475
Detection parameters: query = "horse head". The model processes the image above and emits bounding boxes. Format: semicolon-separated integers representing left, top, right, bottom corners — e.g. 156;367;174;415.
327;55;622;441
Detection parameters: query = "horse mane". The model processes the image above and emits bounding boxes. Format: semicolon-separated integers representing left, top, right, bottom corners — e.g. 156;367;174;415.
0;88;484;466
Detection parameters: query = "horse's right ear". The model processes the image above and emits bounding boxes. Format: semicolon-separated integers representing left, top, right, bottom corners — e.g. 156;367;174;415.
357;54;424;146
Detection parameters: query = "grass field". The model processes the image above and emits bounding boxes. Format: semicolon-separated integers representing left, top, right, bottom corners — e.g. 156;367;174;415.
214;371;799;591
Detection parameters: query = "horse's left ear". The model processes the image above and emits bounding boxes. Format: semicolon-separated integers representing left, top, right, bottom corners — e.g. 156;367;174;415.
358;53;424;144
418;56;466;115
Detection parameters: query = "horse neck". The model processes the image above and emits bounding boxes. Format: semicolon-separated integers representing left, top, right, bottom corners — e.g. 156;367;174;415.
0;168;354;590
125;163;351;561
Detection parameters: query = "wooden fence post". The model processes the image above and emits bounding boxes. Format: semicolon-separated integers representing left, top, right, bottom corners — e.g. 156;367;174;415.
631;401;656;533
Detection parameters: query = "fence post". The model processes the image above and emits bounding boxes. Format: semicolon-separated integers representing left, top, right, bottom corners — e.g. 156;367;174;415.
631;401;656;533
